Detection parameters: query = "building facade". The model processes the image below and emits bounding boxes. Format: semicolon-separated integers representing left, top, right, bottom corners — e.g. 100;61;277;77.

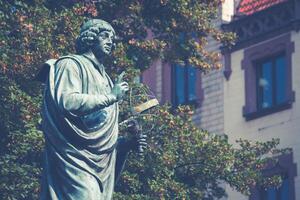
142;0;300;199
222;0;300;199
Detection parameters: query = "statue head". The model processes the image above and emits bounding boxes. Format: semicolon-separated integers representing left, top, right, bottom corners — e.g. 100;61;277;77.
75;19;116;56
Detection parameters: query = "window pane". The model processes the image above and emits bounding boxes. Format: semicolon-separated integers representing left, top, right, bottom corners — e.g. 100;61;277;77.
175;65;185;105
260;189;268;200
187;66;197;102
275;55;286;104
280;178;289;200
266;187;276;200
259;61;273;109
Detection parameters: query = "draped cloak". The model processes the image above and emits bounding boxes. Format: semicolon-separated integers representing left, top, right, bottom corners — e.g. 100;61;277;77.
40;54;118;200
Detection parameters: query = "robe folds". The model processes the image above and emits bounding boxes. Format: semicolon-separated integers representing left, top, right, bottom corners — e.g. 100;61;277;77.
40;54;118;200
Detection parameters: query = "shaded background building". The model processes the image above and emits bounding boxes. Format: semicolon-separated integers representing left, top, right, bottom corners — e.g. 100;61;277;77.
142;0;300;199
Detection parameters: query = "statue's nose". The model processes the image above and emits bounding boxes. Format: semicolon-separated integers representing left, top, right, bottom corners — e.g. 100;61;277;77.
107;37;113;44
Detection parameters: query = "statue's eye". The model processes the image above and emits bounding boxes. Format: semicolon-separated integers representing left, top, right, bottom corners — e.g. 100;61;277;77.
99;32;109;39
99;31;114;41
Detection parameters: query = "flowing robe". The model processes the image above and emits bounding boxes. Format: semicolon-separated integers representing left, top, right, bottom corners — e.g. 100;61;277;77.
40;54;118;200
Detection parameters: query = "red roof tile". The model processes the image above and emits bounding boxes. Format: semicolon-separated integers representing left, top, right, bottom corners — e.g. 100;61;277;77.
237;0;288;15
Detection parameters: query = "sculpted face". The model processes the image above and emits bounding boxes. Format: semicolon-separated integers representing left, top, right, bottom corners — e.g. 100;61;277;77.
93;30;115;57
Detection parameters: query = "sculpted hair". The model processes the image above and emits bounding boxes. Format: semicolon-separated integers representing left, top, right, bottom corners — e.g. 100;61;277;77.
75;19;116;54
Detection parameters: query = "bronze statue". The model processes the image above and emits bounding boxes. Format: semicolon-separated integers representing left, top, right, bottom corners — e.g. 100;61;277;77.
38;19;146;200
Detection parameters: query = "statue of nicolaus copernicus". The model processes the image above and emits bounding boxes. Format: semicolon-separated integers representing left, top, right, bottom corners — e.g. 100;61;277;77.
38;19;146;200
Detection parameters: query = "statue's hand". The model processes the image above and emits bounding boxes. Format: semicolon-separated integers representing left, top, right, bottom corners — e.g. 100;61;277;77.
127;119;147;157
136;133;147;157
111;72;128;101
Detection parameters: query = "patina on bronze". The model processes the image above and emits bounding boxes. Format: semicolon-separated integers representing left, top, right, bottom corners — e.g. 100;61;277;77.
38;19;146;200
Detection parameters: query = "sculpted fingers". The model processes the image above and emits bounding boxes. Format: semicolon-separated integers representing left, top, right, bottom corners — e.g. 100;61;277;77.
111;81;129;101
120;82;128;87
138;134;147;156
139;142;147;148
120;82;129;92
122;86;129;92
111;72;129;101
138;134;147;142
117;71;125;83
138;137;147;144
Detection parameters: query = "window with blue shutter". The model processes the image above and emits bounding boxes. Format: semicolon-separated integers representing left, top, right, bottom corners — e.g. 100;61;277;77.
260;175;290;200
256;54;287;111
173;64;198;107
241;34;295;121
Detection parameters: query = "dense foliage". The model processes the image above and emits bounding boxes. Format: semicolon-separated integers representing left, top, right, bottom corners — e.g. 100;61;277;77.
0;0;287;199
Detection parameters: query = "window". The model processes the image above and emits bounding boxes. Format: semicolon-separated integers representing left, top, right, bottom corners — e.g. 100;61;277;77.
249;153;296;200
260;175;290;200
256;54;287;111
172;64;198;106
241;33;295;120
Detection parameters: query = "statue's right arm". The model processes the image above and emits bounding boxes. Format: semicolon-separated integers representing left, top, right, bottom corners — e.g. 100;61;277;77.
53;58;117;117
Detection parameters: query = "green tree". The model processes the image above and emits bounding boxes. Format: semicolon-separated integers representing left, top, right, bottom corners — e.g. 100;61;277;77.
0;0;287;199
